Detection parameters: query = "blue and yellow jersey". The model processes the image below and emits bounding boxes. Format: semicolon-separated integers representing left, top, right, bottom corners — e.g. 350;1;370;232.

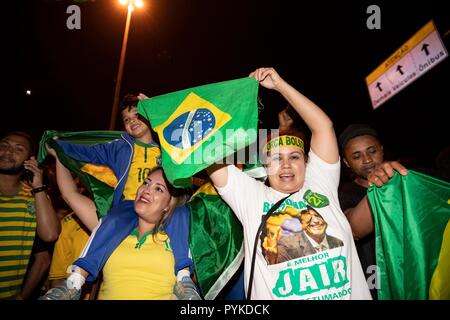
122;141;161;200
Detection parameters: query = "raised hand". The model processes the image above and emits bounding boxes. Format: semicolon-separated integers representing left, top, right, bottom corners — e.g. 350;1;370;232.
137;93;149;100
23;156;44;188
367;161;408;187
249;67;284;91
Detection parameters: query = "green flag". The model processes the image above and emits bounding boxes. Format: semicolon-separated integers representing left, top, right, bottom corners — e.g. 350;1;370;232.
38;130;122;218
187;182;244;300
138;77;259;187
367;170;450;299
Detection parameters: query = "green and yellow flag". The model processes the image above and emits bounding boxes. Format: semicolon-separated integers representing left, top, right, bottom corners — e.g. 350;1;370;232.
368;170;450;299
37;130;121;218
138;77;259;187
187;182;244;300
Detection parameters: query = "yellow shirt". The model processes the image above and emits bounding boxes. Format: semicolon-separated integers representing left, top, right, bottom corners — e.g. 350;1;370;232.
48;212;91;299
98;230;176;300
122;142;161;201
48;212;90;280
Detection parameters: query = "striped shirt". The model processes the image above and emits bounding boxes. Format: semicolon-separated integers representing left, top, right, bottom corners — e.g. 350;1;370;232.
0;182;36;299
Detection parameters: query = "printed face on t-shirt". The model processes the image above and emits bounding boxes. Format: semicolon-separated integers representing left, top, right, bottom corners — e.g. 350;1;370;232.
261;203;343;266
300;207;328;243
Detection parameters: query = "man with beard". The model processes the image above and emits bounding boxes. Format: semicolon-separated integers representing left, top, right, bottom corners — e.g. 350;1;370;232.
0;131;60;299
338;124;385;300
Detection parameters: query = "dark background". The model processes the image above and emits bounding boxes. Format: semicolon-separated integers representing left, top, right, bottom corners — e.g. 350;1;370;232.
3;0;450;169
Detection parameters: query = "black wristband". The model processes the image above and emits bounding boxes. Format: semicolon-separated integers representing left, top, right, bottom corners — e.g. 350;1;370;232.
32;185;48;195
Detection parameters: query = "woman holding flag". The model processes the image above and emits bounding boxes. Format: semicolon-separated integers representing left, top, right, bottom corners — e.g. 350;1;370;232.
40;146;200;300
208;67;407;300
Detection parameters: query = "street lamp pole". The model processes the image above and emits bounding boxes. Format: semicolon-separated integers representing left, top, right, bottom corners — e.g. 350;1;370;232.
109;2;136;130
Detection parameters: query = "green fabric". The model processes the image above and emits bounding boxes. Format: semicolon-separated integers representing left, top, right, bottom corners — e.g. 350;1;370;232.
138;77;259;187
37;130;123;218
187;185;244;300
367;170;450;300
134;139;155;148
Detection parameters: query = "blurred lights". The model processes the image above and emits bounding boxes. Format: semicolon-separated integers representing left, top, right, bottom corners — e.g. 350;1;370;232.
26;90;31;96
119;0;144;9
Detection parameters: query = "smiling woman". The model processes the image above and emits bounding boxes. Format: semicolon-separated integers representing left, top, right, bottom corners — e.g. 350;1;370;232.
263;129;308;194
96;168;183;300
134;169;180;236
207;67;394;300
39;147;200;300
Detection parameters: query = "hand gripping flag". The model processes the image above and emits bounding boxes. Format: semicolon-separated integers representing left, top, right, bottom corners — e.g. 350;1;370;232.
187;182;244;300
37;130;121;218
368;170;450;299
138;77;259;187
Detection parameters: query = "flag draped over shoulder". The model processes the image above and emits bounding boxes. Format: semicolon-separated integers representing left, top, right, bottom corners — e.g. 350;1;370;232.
37;130;122;218
187;182;244;300
138;77;259;187
367;170;450;300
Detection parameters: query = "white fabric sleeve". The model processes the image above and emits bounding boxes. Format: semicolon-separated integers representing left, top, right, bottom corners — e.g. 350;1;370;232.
216;165;265;223
306;149;341;192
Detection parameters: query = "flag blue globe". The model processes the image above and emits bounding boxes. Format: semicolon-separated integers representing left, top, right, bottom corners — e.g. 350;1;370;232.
163;108;216;149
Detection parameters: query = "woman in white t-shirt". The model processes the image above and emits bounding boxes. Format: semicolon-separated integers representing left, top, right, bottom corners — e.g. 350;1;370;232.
208;67;407;300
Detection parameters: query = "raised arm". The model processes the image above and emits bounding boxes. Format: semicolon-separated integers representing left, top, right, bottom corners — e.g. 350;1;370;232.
250;68;338;164
56;139;116;168
24;157;60;241
46;144;98;232
207;164;229;189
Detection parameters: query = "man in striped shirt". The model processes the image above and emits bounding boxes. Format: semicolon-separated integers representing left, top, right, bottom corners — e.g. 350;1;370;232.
0;131;60;299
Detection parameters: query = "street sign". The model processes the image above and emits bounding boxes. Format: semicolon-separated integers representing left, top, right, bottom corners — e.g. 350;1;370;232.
366;20;448;110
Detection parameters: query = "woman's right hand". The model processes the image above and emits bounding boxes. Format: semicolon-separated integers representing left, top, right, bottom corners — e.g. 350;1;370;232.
249;67;285;91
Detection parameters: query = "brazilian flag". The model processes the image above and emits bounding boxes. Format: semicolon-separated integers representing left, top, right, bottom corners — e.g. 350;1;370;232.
37;130;121;218
138;77;259;187
368;170;450;299
187;182;244;300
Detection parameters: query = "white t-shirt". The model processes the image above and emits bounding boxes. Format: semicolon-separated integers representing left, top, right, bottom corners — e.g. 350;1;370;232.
217;150;371;300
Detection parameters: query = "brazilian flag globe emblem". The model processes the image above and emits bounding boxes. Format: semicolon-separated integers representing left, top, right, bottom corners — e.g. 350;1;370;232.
138;77;259;187
157;92;232;164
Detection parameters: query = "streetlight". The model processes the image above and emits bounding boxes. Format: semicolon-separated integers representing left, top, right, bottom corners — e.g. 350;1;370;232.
109;0;144;130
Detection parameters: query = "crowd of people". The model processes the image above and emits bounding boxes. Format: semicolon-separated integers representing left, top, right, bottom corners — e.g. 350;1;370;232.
1;68;448;300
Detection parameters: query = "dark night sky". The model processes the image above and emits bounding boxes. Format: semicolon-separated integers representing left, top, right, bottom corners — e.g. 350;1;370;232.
4;0;450;169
